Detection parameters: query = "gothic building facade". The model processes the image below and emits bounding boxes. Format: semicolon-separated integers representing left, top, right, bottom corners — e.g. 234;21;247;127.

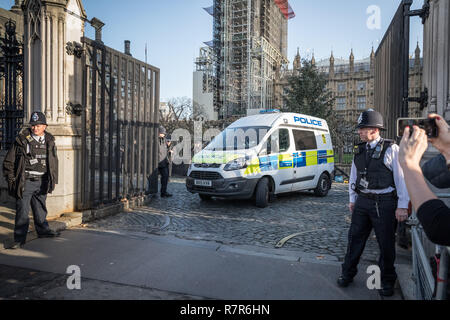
278;45;423;125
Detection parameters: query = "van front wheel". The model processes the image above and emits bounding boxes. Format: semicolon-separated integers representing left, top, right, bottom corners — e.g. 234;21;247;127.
255;177;269;208
314;173;330;197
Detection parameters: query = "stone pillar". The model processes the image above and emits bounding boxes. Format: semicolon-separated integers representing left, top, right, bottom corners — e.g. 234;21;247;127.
423;0;450;118
22;0;87;217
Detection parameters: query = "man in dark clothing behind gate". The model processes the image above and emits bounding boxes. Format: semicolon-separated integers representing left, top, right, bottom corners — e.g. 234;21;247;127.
148;126;173;197
337;109;410;297
3;111;60;249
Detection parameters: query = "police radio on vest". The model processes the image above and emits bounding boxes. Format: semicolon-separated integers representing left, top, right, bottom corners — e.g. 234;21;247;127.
294;116;323;127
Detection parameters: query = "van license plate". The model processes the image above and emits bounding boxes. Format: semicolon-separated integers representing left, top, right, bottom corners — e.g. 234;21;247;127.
194;179;212;187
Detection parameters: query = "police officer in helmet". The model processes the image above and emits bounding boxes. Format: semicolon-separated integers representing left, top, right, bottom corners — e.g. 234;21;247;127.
3;111;60;249
337;109;410;297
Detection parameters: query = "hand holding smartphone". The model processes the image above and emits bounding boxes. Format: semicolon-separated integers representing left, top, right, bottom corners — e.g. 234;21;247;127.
397;118;438;138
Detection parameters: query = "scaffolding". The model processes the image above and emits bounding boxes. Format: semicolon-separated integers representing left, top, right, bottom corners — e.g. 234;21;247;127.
195;47;215;94
210;0;294;118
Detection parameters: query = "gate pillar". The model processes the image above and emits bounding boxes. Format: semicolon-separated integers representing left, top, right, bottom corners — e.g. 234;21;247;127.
22;0;87;216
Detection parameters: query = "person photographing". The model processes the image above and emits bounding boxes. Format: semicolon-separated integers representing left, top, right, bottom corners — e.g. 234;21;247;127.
398;114;450;246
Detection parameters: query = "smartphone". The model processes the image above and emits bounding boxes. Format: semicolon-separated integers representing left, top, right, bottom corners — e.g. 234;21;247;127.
397;118;438;138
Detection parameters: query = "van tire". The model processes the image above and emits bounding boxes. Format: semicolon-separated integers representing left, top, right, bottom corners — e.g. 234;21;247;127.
255;177;269;208
314;173;330;197
199;194;212;201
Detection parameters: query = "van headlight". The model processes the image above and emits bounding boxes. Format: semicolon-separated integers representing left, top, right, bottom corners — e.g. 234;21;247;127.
224;157;248;171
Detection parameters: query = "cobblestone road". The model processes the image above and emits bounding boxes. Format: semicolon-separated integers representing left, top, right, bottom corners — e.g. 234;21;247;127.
86;178;381;263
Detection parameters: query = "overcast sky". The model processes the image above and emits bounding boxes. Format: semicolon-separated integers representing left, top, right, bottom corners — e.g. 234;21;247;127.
0;0;424;101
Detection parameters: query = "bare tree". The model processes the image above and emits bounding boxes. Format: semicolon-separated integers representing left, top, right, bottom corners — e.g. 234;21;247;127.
160;97;193;123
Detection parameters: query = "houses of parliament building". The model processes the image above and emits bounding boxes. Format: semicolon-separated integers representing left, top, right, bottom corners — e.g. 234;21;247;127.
281;44;423;124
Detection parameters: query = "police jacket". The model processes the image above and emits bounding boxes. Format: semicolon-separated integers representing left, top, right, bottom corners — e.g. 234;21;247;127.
3;128;59;199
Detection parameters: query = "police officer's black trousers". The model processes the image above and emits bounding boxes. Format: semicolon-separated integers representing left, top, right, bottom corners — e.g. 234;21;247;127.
147;165;169;195
341;194;398;285
14;179;51;243
159;166;169;195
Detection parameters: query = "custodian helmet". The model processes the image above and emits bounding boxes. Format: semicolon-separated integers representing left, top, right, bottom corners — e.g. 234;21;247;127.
29;111;47;126
356;109;385;130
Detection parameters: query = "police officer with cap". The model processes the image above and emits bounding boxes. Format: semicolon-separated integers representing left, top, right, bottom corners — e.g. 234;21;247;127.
337;109;410;296
3;111;60;249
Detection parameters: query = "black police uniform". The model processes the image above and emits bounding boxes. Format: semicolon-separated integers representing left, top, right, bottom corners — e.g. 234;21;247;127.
16;135;52;241
339;109;405;296
342;139;399;286
3;111;60;248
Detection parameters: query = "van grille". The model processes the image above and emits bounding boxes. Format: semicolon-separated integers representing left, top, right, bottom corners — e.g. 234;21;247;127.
194;163;222;168
189;171;223;180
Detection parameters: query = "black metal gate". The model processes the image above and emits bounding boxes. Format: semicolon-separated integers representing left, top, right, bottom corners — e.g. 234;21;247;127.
0;20;24;151
80;37;159;210
375;0;429;140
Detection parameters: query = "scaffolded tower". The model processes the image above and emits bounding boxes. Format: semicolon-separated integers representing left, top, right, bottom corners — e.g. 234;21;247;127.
206;0;294;119
195;47;215;94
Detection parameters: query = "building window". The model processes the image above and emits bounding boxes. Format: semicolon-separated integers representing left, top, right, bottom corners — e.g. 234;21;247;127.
337;97;346;110
357;81;366;91
357;96;366;110
338;83;346;92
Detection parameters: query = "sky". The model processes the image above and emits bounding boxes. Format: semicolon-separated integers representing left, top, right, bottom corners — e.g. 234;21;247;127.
0;0;424;101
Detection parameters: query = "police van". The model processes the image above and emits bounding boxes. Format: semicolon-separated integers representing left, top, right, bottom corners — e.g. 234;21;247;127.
186;111;335;207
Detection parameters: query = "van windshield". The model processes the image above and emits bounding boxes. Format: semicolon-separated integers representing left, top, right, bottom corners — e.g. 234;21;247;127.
205;126;270;151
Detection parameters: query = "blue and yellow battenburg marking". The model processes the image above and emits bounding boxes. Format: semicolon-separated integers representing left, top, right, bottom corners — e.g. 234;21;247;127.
244;150;335;175
279;154;294;169
193;149;334;176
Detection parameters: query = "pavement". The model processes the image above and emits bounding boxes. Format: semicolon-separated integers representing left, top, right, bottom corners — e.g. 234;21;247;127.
1;228;390;300
0;181;415;300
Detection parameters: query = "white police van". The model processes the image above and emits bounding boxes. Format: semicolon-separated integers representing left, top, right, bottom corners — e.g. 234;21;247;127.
186;111;335;207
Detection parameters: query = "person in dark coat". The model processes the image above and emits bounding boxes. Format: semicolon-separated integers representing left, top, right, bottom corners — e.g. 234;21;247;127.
166;134;175;178
158;126;172;197
148;126;173;197
3;111;60;249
